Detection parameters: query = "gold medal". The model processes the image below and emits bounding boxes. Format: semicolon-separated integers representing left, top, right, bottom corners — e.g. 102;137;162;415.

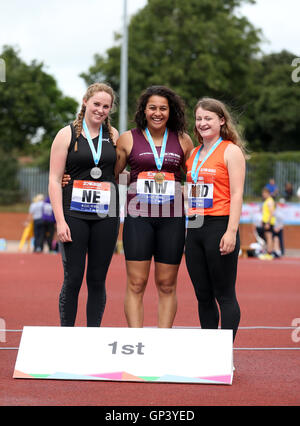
154;172;165;183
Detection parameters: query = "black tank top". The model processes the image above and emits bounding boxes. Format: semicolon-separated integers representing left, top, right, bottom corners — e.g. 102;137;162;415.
63;123;119;219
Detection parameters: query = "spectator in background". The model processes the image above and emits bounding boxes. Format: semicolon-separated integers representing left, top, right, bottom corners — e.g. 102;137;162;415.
42;196;56;253
265;178;279;199
246;210;266;258
259;187;276;260
252;210;265;242
283;182;293;201
28;193;45;253
273;206;285;257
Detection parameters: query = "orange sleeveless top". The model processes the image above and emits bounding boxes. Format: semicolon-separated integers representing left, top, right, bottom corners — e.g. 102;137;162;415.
186;140;232;216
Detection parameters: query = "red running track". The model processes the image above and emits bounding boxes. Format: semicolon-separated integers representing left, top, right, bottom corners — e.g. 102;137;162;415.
0;253;300;406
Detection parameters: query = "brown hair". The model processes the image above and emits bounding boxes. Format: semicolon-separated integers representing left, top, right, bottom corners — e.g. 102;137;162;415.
194;97;246;156
73;82;116;140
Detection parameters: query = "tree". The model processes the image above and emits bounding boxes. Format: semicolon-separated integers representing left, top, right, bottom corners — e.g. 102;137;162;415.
244;50;300;152
0;147;21;204
0;46;78;160
81;0;261;137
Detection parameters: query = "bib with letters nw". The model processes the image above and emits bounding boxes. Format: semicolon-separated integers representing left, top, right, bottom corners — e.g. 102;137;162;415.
136;171;175;205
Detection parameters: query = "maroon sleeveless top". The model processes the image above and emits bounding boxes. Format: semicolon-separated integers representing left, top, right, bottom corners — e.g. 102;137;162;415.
126;128;184;217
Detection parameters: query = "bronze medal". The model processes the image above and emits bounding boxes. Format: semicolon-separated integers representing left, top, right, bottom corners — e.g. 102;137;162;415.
191;184;199;198
154;172;165;184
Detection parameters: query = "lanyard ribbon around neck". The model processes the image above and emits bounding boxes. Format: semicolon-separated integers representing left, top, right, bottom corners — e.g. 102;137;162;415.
191;137;223;183
83;118;103;166
145;127;168;171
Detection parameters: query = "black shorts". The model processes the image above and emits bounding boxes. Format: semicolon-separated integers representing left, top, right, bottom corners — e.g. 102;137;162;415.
263;223;274;232
123;216;186;265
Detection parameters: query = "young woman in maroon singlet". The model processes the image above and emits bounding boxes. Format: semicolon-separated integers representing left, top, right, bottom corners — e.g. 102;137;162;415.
116;86;193;328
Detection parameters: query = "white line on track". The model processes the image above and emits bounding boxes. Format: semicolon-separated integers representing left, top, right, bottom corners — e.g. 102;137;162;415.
234;347;300;350
1;347;300;350
1;326;299;350
0;326;298;332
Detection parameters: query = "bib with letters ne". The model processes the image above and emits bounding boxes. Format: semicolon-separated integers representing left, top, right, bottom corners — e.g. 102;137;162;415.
70;180;111;214
136;171;175;205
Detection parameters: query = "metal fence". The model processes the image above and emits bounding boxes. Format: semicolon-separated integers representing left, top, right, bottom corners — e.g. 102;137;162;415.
244;161;300;199
275;161;300;194
16;162;300;203
17;167;49;202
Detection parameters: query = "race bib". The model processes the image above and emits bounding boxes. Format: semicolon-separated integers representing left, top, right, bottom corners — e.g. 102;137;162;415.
187;177;214;213
136;171;175;205
70;180;111;214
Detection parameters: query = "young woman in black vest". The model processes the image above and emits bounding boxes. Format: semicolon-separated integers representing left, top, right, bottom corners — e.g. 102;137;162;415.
49;83;119;327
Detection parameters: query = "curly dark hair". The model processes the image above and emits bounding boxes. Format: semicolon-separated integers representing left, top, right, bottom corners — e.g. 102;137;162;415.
134;86;187;134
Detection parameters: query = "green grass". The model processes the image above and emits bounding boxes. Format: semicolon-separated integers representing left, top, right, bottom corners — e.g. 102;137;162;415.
0;202;30;213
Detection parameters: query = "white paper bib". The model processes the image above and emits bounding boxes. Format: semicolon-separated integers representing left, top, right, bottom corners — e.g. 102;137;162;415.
188;177;214;214
70;180;111;214
136;171;175;205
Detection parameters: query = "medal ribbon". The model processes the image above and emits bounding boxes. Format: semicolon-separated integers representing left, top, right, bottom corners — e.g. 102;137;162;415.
191;137;223;183
83;118;103;166
145;127;168;171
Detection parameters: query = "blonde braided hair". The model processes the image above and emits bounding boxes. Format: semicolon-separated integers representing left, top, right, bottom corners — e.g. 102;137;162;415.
73;82;116;142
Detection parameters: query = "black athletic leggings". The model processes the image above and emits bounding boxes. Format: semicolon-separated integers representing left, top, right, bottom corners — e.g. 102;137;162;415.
185;216;241;341
59;215;119;327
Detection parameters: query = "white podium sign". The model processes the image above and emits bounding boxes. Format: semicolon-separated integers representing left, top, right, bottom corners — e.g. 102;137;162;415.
14;326;233;384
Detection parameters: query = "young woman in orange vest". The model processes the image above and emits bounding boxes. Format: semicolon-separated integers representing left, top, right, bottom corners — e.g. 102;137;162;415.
185;98;246;342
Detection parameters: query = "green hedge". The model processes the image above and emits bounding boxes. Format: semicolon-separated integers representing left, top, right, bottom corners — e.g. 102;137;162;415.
0;149;21;205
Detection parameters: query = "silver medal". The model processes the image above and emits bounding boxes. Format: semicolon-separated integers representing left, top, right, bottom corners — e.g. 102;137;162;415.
90;167;102;179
